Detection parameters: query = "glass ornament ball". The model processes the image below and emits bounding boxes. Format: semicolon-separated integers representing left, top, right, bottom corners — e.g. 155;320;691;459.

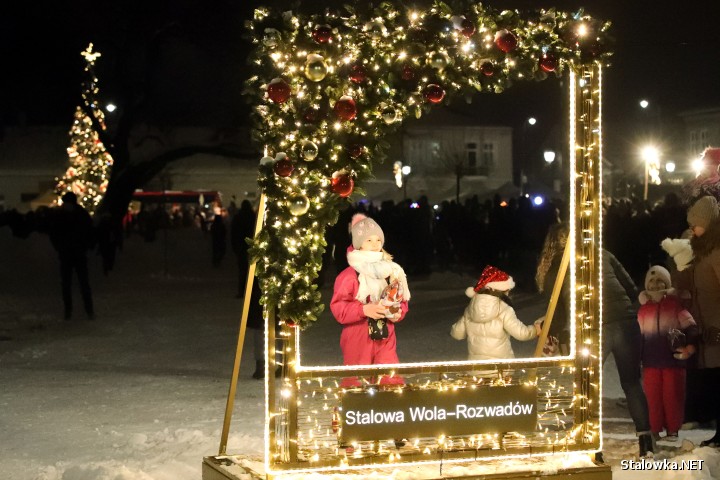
267;78;291;104
346;143;364;159
382;107;397;124
333;96;357;121
460;19;476;38
301;141;319;162
494;29;518;53
304;54;327;82
302;106;321;124
423;84;445;104
273;157;295;177
262;28;281;48
429;51;450;70
539;54;557;73
331;172;354;198
401;64;417;81
312;24;333;44
288;194;310;216
349;64;368;84
480;61;495;77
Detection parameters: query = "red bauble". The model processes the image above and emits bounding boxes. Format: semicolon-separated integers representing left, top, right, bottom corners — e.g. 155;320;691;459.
494;29;518;53
401;63;417;81
331;172;354;198
302;106;321;124
346;143;364;159
349;64;368;83
273;157;294;177
423;84;445;104
333;95;357;121
539;53;557;73
460;19;476;38
312;24;333;44
480;61;494;77
267;78;291;104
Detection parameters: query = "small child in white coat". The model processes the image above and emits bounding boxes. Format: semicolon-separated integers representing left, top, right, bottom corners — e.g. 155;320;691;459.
451;265;539;363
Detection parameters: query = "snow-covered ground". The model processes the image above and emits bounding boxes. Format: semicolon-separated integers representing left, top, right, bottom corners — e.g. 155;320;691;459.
1;228;718;480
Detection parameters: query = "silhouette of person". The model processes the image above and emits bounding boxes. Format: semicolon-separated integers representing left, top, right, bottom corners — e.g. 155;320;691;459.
48;192;95;320
230;200;255;297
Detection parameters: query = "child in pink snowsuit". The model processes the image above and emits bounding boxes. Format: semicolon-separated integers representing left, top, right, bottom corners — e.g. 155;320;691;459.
330;213;411;387
637;265;697;441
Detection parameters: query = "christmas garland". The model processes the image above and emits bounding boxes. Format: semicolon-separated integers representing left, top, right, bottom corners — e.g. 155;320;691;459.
244;1;612;329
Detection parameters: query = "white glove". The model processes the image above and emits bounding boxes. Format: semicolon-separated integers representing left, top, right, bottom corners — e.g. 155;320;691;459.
661;238;693;271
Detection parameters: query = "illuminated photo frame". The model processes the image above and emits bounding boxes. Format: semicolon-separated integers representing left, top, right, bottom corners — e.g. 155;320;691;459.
210;3;609;478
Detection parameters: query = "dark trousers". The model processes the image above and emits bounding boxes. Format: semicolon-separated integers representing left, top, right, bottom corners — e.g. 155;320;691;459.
60;253;94;318
603;320;651;433
237;253;249;296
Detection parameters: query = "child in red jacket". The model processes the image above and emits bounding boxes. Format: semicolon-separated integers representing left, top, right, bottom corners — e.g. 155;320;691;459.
637;265;697;441
330;213;411;387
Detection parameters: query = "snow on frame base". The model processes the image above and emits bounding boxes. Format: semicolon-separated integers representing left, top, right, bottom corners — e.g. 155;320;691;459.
202;455;611;480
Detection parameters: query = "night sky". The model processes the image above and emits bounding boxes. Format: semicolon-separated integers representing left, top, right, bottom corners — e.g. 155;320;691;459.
3;0;720;142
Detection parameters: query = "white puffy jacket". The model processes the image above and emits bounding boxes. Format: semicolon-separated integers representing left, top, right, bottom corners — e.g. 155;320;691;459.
451;292;537;361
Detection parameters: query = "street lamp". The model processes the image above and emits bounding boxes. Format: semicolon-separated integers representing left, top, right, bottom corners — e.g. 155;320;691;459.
520;117;537;195
665;161;676;173
106;103;117;112
543;150;556;164
641;145;661;200
639;99;649;109
401;165;412;200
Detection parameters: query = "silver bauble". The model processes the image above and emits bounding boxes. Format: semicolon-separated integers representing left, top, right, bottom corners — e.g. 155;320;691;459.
301;141;319;161
429;51;450;70
382;107;397;124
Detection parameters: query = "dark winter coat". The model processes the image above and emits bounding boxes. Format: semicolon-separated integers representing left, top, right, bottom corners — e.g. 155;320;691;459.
602;250;638;324
47;203;95;257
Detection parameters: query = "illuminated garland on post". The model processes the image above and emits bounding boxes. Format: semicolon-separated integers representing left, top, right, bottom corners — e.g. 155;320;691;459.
55;43;113;213
245;1;612;329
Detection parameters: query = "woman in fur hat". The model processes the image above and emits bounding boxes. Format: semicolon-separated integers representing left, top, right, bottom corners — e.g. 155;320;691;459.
330;213;410;387
673;195;720;446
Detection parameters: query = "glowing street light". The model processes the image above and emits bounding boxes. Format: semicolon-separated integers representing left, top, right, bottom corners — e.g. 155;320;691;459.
106;103;117;112
692;158;704;177
527;117;537;126
641;145;661;200
543;150;556;164
639;99;649;109
665;161;676;173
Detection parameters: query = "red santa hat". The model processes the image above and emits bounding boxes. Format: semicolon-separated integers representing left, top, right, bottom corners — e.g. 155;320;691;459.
465;265;515;297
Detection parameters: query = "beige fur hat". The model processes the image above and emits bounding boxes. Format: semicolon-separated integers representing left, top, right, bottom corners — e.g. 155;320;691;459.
687;196;719;230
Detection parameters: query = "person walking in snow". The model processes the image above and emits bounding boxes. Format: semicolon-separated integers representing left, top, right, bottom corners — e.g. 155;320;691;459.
451;265;539;370
48;192;95;321
637;265;697;441
330;213;410;387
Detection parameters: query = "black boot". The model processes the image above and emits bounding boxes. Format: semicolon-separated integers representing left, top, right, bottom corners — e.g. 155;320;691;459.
638;432;654;457
252;360;264;379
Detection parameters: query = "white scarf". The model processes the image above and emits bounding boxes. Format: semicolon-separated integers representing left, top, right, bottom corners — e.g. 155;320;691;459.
346;249;411;304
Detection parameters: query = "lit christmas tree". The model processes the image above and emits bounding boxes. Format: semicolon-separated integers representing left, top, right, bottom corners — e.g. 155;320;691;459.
55;43;112;213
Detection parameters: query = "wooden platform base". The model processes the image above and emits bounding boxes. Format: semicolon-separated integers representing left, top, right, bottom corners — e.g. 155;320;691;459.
202;455;612;480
